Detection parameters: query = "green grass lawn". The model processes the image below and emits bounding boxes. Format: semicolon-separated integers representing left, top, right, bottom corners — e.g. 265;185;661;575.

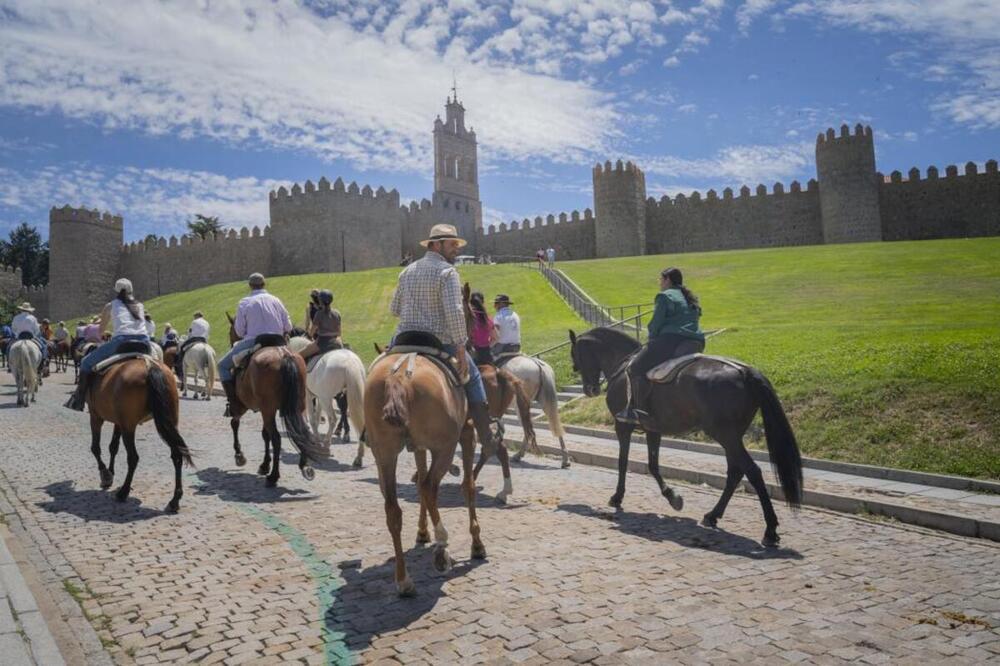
558;238;1000;479
132;264;586;380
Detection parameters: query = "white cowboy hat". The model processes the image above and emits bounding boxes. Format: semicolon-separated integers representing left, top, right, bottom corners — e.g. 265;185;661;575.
115;277;133;294
16;302;34;312
419;224;467;248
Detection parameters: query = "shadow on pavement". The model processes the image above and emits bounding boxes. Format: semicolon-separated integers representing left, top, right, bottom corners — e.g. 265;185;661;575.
355;476;511;509
192;467;317;504
36;480;165;523
557;503;804;560
329;551;486;654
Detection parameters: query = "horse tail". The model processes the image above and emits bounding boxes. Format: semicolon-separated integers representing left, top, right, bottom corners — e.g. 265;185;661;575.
146;363;194;466
278;354;325;462
345;354;366;435
745;367;803;507
500;368;537;452
204;344;217;394
537;360;565;438
381;367;409;428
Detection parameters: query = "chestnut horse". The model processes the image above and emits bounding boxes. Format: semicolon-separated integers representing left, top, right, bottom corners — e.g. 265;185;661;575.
226;313;325;486
365;350;485;597
85;356;193;512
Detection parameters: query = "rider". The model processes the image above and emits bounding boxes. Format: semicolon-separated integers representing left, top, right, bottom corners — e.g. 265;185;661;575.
491;294;521;360
82;316;103;344
468;291;495;365
65;278;151;411
161;324;179;350
389;223;495;449
303;289;320;333
217;272;293;416
616;267;705;424
11;302;48;370
299;290;342;363
40;318;53;340
175;311;210;380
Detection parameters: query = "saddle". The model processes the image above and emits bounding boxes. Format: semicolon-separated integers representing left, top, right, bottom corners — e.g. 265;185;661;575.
374;331;466;386
305;346;342;373
494;351;521;368
646;353;748;383
92;340;153;375
15;332;45;355
233;333;287;372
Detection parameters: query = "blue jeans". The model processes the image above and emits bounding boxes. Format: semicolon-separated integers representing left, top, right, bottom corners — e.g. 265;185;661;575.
217;338;255;382
80;334;150;374
442;344;487;404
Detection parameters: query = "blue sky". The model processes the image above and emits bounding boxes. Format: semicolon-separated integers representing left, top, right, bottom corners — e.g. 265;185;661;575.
0;0;998;242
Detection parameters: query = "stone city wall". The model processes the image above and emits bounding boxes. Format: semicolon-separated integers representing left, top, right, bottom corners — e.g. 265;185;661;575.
476;209;597;260
0;265;22;302
879;160;1000;241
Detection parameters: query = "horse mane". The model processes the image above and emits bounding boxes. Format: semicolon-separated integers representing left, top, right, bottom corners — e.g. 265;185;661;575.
584;327;642;352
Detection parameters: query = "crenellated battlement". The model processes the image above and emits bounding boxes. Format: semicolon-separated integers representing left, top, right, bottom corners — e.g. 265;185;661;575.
49;204;124;229
269;177;401;209
648;178;819;210
816;123;873;149
483;208;594;235
881;159;998;184
121;226;270;254
592;159;643;177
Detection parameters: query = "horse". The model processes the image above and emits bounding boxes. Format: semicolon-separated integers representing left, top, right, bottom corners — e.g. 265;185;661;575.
180;342;217;400
9;339;41;407
84;353;194;511
72;341;98;384
501;355;572;468
302;349;367;466
289;334;354;443
471;363;537;504
225;313;326;486
568;327;803;547
151;341;166;363
365;346;485;596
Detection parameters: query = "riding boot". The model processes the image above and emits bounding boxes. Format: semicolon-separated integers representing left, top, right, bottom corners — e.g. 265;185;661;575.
468;401;498;454
222;379;240;418
174;353;184;381
64;372;89;411
615;371;650;424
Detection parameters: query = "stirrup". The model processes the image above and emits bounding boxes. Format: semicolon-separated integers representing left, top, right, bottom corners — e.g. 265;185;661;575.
615;406;648;425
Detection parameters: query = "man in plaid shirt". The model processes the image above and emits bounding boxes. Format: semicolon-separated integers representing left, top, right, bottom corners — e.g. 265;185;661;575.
390;224;495;449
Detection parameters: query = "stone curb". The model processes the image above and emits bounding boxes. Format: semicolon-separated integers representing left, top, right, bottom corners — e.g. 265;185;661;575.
509;438;1000;544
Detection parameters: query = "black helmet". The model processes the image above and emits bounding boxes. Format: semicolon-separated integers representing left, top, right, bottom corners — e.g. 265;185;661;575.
319;289;333;306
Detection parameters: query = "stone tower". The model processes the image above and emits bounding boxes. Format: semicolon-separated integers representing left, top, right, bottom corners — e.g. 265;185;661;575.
432;92;482;250
48;205;123;320
593;160;647;258
815;124;882;243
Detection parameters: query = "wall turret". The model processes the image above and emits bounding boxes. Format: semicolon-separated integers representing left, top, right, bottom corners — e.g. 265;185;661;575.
48;205;123;320
815;123;881;243
593;160;647;257
431;92;482;250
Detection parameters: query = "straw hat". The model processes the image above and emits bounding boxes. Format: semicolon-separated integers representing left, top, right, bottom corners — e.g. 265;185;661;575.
419;224;467;248
16;302;34;312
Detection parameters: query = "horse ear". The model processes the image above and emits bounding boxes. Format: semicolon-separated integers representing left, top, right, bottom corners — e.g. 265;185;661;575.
225;311;234;324
462;282;471;303
568;330;577;345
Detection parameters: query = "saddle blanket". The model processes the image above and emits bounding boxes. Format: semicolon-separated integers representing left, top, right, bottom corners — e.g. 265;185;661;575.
93;352;154;375
305;348;343;373
646;353;747;384
370;347;466;387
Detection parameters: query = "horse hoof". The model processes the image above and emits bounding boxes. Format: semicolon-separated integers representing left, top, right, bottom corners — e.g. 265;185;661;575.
342;436;352;444
448;464;460;477
608;495;622;509
257;463;269;476
496;494;508;505
165;501;180;514
265;477;278;488
562;460;572;469
352;457;363;469
114;488;129;502
471;543;487;560
433;547;454;573
416;530;431;545
300;466;315;481
762;531;780;548
100;470;113;489
234;453;246;467
701;513;718;528
665;490;684;512
397;577;417;597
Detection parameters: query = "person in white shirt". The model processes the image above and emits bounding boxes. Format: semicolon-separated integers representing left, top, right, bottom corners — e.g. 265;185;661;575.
491;294;521;359
65;278;151;411
144;314;156;339
11;302;48;369
546;246;556;267
175;311;211;379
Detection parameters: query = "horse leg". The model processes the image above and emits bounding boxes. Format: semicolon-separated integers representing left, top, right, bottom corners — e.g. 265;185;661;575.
736;447;781;546
258;426;271;476
414;450;431;544
702;449;745;529
89;414;113;489
265;415;282;487
557;435;571;469
323;397;336;446
307;392;320;439
352;431;365;468
460;426;486;559
495;442;513;505
231;417;246;466
108;426;122;483
335;393;350;442
375;448;413;596
472;435;490;481
609;420;634;509
421;449;455;573
115;430;139;502
646;432;683;511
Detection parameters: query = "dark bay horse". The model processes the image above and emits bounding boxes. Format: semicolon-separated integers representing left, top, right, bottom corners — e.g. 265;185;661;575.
226;313;325;487
472;363;537;503
569;327;803;547
86;356;193;512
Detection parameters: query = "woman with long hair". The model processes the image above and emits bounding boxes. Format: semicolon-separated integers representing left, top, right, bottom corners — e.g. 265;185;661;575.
617;267;705;423
65;278;151;410
468;291;495;365
299;289;342;362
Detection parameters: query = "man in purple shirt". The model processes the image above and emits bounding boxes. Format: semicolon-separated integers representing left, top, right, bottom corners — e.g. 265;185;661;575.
217;272;293;415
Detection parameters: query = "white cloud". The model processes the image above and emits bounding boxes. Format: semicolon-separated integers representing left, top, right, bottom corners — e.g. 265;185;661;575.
663;55;681;68
0;164;279;241
676;103;698;114
736;0;782;32
640;141;814;188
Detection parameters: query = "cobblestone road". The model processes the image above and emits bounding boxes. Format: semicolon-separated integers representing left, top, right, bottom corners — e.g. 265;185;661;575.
1;372;999;665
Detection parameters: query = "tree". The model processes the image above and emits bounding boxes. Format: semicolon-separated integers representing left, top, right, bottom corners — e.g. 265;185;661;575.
0;223;49;285
144;233;159;244
187;214;224;240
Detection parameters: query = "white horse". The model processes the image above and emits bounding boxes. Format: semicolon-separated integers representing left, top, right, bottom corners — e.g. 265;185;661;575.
9;339;41;407
502;355;571;468
149;341;163;362
304;349;367;466
181;342;217;400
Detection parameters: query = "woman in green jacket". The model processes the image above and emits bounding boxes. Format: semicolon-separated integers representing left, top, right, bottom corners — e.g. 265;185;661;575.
617;267;705;424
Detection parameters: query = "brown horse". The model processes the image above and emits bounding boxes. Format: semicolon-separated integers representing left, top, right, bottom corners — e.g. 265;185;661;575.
72;341;97;384
225;313;325;486
86;356;193;512
365;350;485;596
50;339;71;373
163;345;178;373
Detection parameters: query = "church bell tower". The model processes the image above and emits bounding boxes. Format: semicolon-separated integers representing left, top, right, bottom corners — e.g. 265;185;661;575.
433;88;482;249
